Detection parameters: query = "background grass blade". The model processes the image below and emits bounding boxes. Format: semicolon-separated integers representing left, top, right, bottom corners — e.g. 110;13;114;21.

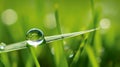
86;45;99;67
0;0;120;67
28;46;41;67
53;3;68;67
70;35;88;67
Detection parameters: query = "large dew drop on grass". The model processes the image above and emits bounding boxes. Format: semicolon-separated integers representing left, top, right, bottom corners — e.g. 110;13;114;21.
26;28;44;47
0;42;6;50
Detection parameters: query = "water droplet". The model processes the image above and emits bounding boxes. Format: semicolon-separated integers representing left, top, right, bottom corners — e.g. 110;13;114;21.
26;28;44;47
69;53;74;58
0;42;6;50
69;51;74;58
64;45;74;58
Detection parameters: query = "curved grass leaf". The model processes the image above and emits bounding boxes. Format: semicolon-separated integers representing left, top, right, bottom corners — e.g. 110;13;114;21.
0;28;99;53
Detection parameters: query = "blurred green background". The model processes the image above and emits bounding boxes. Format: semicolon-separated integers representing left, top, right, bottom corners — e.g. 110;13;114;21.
0;0;120;67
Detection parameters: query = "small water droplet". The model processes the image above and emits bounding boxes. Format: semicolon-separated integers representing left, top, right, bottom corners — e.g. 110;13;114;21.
64;45;74;58
69;53;74;58
69;50;74;58
26;28;44;47
0;42;6;50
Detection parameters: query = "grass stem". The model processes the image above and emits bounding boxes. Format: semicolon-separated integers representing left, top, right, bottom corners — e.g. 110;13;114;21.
0;28;99;53
28;46;40;67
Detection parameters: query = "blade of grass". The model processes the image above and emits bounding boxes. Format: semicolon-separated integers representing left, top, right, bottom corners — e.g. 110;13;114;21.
89;0;101;46
25;56;34;67
91;0;95;19
88;0;101;67
70;35;88;67
0;28;99;53
85;45;99;67
20;11;34;67
85;0;100;67
0;53;11;67
28;46;40;67
0;59;4;67
0;21;11;67
53;4;68;67
0;21;14;67
45;28;99;43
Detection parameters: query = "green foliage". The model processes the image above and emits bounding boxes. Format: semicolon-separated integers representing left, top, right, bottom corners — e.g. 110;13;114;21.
0;0;120;67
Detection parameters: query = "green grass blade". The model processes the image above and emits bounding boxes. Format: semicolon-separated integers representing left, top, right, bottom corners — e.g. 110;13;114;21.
53;5;68;67
90;0;95;17
0;41;26;53
28;47;40;67
85;45;99;67
70;36;87;67
0;28;99;53
45;28;99;43
0;53;11;67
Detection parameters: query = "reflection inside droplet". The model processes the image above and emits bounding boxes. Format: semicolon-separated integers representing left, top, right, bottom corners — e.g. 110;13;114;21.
26;28;44;47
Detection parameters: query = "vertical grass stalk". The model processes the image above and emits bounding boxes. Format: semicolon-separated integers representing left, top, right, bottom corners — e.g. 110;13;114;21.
28;46;40;67
70;35;87;67
54;3;68;67
86;45;99;67
0;53;11;67
87;0;100;67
